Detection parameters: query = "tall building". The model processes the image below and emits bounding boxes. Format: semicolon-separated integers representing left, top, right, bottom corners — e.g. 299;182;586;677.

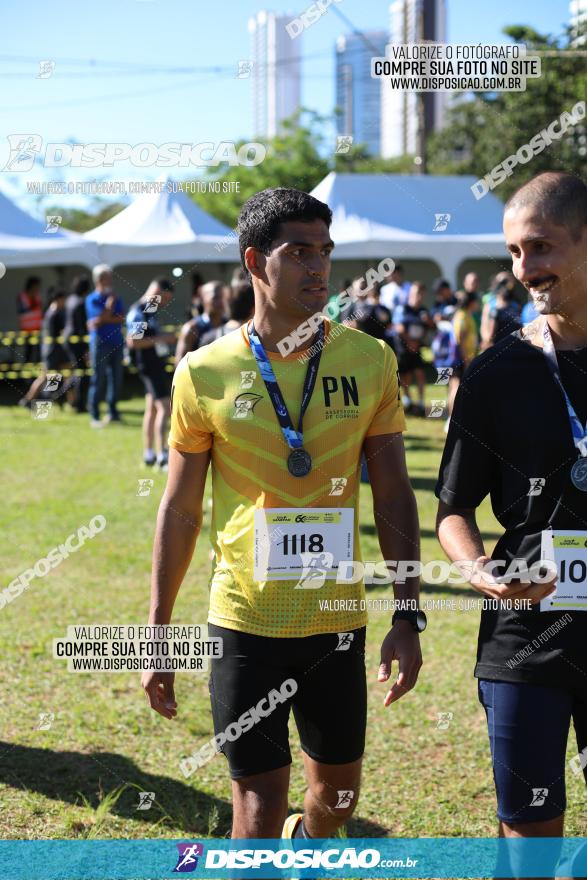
381;0;447;159
248;11;302;138
335;31;389;156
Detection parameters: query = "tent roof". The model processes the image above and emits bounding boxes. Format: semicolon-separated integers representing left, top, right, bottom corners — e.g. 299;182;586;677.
310;172;506;241
0;190;97;267
309;172;508;279
84;186;238;264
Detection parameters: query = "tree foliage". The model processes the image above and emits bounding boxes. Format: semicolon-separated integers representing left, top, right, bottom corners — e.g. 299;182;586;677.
427;25;587;199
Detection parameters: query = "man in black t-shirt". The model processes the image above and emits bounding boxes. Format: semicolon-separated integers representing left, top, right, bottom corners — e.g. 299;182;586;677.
64;275;91;413
126;278;177;469
342;278;393;341
436;171;587;853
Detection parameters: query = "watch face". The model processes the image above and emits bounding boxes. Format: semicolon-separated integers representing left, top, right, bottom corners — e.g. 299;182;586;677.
416;611;427;632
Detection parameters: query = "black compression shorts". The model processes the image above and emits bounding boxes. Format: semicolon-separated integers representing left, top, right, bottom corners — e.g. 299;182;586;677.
139;367;171;401
208;623;367;779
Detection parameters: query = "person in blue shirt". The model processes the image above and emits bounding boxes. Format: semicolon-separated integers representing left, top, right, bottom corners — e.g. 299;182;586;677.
85;264;125;427
521;298;539;325
126;278;177;469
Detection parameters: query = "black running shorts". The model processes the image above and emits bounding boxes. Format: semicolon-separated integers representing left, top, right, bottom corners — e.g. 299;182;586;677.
208;624;367;779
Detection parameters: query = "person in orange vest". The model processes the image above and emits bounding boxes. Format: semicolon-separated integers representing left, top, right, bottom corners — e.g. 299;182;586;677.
16;276;43;364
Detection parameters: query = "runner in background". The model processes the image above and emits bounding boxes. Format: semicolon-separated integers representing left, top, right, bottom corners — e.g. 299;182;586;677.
16;276;43;367
452;290;480;369
480;274;522;350
198;283;254;347
174;281;227;363
393;281;434;417
18;289;69;408
126;278;177;470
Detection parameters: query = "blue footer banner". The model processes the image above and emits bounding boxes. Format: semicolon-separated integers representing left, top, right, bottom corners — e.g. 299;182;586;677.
1;837;587;879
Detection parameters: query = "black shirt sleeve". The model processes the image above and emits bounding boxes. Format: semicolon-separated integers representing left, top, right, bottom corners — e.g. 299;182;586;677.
435;366;497;508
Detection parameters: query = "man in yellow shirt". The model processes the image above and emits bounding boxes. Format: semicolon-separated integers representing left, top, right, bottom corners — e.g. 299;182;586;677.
453;290;480;368
142;187;423;841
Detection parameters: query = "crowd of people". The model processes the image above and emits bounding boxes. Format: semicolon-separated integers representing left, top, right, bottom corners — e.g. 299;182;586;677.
326;263;537;428
14;267;255;469
12;259;536;454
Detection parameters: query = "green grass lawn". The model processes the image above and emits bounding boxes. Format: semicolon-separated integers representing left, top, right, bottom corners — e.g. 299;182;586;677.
1;391;585;842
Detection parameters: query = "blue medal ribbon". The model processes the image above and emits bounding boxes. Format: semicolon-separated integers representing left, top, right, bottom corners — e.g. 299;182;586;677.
247;320;324;452
542;321;587;457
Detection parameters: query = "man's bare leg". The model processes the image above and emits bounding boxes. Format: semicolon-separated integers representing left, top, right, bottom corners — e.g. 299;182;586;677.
300;754;362;838
231;765;290;838
499;814;565;880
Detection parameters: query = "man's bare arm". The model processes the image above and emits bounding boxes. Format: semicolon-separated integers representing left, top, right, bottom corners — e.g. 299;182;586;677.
149;447;210;625
364;432;420;606
436;499;555;603
127;332;177;350
363;432;422;707
142;447;210;719
175;322;198;364
436;500;485;563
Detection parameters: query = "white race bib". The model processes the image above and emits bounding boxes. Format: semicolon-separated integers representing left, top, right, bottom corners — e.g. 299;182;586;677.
254;508;354;582
540;529;587;611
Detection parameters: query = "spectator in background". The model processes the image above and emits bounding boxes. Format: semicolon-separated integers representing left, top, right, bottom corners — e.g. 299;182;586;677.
16;276;43;364
325;278;352;322
431;304;461;425
453;290;480;369
64;274;91;414
199;283;255;346
521;296;539;325
430;278;457;324
175;280;227;363
463;271;480;297
463;272;482;333
18;289;69;408
481;271;516;311
189;272;205;319
230;267;249;292
379;263;410;312
480;277;522;350
393;281;434;417
344;279;392;341
86;264;125;428
127;278;177;470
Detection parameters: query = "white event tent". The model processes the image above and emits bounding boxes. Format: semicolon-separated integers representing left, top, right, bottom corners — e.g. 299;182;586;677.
84;186;239;265
0;190;97;268
310;172;509;283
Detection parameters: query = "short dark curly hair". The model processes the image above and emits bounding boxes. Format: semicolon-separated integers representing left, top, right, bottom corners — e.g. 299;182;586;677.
237;187;332;275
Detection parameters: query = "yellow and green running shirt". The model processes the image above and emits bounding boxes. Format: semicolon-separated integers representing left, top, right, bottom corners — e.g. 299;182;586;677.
169;318;405;638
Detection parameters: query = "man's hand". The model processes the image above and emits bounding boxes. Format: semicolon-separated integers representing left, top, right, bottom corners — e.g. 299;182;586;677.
142;670;177;719
469;555;557;605
378;621;422;708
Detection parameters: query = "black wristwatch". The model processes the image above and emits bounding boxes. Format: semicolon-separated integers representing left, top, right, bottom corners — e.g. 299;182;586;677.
392;609;427;633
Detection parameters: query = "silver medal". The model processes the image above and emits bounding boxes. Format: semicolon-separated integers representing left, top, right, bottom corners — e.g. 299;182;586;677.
570;458;587;492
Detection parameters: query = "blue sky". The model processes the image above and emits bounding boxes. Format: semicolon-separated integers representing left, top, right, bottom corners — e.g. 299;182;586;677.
0;0;572;212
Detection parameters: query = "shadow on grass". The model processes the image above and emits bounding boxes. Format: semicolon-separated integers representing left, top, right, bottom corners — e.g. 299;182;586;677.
404;438;446;453
409;475;439;493
0;742;388;837
0;742;230;835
